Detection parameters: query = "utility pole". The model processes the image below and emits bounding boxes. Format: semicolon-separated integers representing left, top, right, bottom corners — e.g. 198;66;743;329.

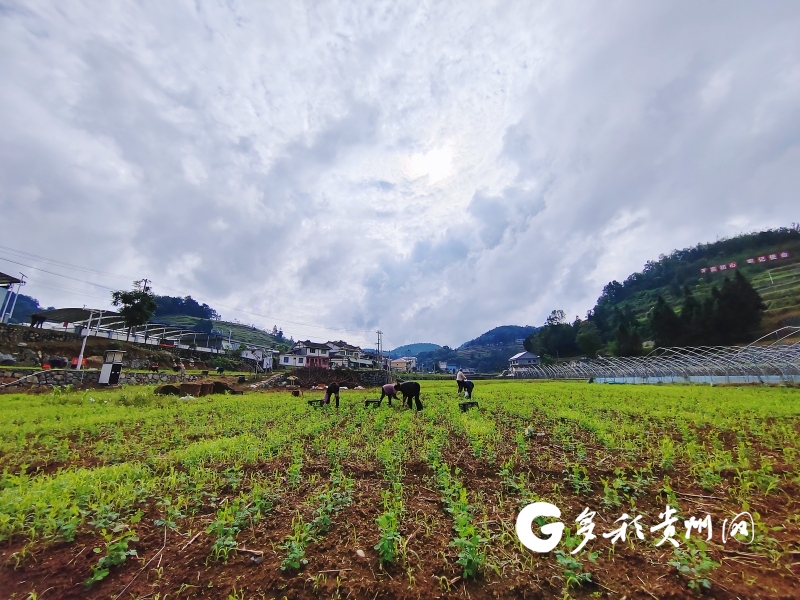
376;329;384;382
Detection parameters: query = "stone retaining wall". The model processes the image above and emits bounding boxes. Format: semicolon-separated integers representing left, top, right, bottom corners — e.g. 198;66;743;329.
0;323;251;370
0;368;198;391
354;370;395;386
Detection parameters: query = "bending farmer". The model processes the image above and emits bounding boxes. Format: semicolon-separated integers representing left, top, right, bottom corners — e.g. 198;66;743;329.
395;381;423;411
463;379;475;399
324;382;340;407
380;383;399;406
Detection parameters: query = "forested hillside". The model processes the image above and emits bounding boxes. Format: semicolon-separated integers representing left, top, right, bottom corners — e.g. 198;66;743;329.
154;295;219;320
525;225;800;360
389;343;441;358
150;295;282;348
409;324;536;372
1;294;53;325
458;325;537;349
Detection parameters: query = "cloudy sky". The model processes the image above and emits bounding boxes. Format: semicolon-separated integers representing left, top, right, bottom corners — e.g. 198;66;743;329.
1;1;799;348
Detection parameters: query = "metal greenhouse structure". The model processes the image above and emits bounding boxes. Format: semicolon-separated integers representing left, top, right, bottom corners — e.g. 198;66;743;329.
513;327;800;384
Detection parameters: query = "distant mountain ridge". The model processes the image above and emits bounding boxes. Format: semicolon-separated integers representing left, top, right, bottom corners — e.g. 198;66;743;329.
389;343;441;358
394;326;538;372
458;325;538;349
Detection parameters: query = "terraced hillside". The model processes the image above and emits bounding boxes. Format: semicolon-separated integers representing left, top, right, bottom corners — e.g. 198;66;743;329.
588;227;800;341
752;261;800;331
153;315;288;349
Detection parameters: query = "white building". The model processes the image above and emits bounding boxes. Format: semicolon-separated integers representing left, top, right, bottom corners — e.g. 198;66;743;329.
279;340;331;368
509;351;540;373
240;347;278;370
278;353;307;368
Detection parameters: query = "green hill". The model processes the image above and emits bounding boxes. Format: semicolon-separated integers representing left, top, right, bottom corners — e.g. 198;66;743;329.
410;326;534;373
455;342;526;372
396;327;537;372
458;325;537;349
589;225;800;343
389;343;441;358
152;315;288;349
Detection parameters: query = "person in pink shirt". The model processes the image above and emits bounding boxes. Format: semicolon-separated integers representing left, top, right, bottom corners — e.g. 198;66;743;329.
380;382;399;406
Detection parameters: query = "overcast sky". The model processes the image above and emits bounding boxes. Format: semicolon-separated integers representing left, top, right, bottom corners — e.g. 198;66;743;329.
1;1;799;348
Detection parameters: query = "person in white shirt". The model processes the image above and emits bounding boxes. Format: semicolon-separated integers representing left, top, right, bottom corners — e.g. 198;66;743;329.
456;369;466;394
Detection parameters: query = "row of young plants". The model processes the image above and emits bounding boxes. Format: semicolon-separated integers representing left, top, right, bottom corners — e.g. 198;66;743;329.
0;388;350;544
428;382;798;592
420;414;488;580
279;464;354;570
2;381;798;597
373;412;411;565
473;382;798;500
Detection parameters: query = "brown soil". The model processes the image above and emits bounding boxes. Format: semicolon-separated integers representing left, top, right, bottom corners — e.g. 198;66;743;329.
2;450;798;600
1;396;798;600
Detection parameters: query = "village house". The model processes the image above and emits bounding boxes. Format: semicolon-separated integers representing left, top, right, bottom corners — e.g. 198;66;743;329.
405;356;418;370
327;340;365;369
390;358;408;372
347;355;376;369
278;353;306;368
508;351;540;374
278;340;331;369
360;349;385;370
239;346;277;371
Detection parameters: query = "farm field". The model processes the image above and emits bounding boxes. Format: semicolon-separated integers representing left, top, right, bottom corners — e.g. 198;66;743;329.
1;381;799;599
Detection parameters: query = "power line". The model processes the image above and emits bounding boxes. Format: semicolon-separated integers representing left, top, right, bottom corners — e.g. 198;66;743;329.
0;245;134;280
0;256;118;291
0;246;375;336
24;279;112;302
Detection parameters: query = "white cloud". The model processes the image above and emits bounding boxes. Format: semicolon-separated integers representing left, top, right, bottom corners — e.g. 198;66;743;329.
1;0;799;348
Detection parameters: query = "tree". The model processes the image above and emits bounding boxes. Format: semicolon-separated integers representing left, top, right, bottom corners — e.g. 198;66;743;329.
524;309;579;358
610;324;643;357
576;322;603;358
679;286;700;338
545;309;567;327
153;295;219;320
194;318;214;333
111;280;158;341
649;296;684;347
728;270;767;341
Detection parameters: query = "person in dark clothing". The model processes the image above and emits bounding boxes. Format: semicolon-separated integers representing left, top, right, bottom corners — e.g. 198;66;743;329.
395;381;423;411
462;379;475;399
324;382;340;407
380;383;399;405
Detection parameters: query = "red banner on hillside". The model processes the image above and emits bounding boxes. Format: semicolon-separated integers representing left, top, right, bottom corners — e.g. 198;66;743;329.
700;251;789;274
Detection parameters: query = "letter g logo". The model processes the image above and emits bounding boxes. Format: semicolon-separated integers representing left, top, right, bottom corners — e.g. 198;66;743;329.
515;502;564;553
